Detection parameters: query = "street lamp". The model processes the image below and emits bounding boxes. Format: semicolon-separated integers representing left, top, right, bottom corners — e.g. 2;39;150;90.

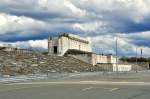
136;47;138;73
115;37;118;72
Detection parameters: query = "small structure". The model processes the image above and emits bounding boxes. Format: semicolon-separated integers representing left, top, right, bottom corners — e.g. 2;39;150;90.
113;64;132;72
92;54;116;65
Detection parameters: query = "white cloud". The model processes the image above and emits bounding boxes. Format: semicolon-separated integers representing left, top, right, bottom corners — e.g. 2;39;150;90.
121;0;150;23
0;0;150;30
70;0;150;23
38;0;48;8
0;13;49;35
37;0;88;17
141;47;150;57
64;0;86;17
122;31;150;40
72;21;109;32
89;34;150;57
0;39;48;51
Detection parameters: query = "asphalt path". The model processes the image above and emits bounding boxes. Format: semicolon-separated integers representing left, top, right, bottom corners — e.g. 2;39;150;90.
1;72;150;99
0;81;150;99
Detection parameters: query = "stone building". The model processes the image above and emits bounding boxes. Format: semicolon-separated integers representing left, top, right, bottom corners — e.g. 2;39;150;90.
48;33;92;56
48;33;132;71
92;54;116;65
48;33;117;66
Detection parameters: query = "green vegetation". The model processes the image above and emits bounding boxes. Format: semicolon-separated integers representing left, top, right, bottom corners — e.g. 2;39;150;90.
42;52;48;55
120;57;150;63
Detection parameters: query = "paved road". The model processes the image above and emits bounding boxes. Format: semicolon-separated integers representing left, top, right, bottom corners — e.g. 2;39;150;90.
1;72;150;99
0;81;150;99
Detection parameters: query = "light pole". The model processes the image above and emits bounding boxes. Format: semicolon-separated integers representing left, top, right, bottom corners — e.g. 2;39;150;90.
115;38;118;72
136;47;138;73
141;48;143;58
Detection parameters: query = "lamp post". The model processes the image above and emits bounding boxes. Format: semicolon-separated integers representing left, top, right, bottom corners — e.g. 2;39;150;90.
115;37;118;72
141;48;143;58
136;47;138;73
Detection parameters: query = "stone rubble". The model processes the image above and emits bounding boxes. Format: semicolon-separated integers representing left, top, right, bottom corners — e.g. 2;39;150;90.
0;50;101;75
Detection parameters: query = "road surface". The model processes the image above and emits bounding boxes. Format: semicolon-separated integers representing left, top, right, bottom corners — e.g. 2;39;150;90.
0;81;150;99
1;72;150;99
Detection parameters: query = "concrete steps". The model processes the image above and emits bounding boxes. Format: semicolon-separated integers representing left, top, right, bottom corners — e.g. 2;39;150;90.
0;50;96;75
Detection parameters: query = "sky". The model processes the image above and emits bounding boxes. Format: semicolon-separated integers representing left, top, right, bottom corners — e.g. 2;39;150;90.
0;0;150;57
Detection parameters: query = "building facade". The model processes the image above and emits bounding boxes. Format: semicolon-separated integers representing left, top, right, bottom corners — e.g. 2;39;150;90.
48;33;92;56
113;64;132;72
91;54;116;65
48;33;117;66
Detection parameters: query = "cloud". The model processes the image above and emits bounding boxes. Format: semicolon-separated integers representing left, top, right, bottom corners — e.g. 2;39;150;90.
0;0;150;33
122;31;150;40
0;0;150;57
69;0;150;33
0;13;49;35
64;0;86;17
90;34;150;57
117;31;150;47
0;13;76;42
72;21;109;32
0;39;48;51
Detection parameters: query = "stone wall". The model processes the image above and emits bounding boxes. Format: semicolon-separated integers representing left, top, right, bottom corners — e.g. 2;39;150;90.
112;64;132;72
67;54;93;65
96;63;132;72
96;54;108;63
95;63;113;71
130;62;149;71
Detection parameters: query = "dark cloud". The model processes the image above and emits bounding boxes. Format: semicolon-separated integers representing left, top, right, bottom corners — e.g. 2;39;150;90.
131;40;150;47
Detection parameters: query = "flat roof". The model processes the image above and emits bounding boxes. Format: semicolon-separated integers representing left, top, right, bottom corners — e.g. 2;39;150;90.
59;33;90;44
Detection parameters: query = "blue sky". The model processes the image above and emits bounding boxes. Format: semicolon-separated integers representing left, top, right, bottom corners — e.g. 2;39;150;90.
0;0;150;57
